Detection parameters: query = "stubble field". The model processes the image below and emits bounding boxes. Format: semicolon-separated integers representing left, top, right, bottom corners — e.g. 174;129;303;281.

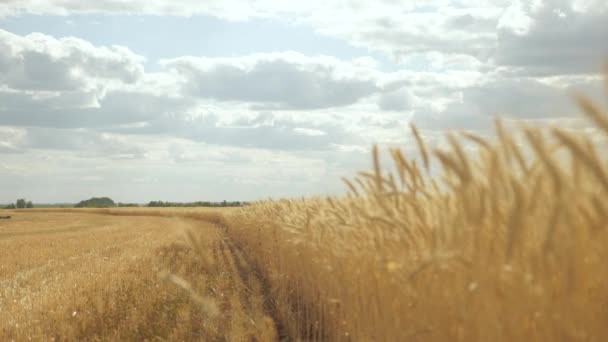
0;211;278;341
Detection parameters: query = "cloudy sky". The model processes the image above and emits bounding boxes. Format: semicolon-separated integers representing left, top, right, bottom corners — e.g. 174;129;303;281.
0;0;607;203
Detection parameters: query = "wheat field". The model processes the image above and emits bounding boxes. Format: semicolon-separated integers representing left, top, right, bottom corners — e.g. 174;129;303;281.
223;94;608;341
2;92;608;341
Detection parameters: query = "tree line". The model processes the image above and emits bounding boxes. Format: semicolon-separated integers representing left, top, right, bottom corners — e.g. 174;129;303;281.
146;200;247;207
4;199;33;209
73;197;248;208
4;197;248;209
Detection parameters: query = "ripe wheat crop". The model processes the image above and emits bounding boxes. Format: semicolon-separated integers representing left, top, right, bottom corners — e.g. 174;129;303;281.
225;91;608;341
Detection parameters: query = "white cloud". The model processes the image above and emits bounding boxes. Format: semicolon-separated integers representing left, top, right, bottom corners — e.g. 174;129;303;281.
0;2;606;201
0;126;26;153
0;29;144;92
0;0;287;20
293;127;327;136
2;1;606;77
497;1;535;36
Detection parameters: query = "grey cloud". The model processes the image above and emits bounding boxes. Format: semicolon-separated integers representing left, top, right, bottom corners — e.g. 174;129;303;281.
361;25;492;61
0;144;21;153
306;6;501;63
412;102;494;132
0;125;146;158
0;29;144;92
111;112;360;151
1;49;83;91
24;127;146;158
0;89;192;129
411;75;604;133
162;53;379;110
495;1;608;76
444;13;497;31
464;78;575;119
357;114;402;129
378;87;413;111
0;47;362;152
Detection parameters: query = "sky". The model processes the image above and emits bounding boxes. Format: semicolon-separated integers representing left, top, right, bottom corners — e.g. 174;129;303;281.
0;0;607;203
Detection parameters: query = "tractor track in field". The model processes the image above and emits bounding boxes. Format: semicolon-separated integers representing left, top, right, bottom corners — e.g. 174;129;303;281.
195;220;290;341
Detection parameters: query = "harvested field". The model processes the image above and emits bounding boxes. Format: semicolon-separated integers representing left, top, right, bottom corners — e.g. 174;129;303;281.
0;211;277;341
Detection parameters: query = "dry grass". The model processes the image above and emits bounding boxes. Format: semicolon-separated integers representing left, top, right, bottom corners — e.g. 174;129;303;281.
224;94;608;341
0;211;277;341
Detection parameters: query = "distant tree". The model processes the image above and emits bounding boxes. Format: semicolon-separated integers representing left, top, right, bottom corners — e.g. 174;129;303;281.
118;203;140;207
75;197;116;208
26;201;33;208
5;203;16;209
16;199;26;209
147;201;165;207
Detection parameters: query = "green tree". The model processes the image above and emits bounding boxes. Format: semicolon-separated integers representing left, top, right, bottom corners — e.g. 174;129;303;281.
75;197;116;208
5;203;16;209
16;199;26;209
26;201;33;208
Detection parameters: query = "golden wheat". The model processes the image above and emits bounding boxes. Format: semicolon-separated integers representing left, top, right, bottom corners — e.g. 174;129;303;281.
224;93;608;341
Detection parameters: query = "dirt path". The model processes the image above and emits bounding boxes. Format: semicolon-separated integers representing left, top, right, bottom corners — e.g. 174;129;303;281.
0;212;280;341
